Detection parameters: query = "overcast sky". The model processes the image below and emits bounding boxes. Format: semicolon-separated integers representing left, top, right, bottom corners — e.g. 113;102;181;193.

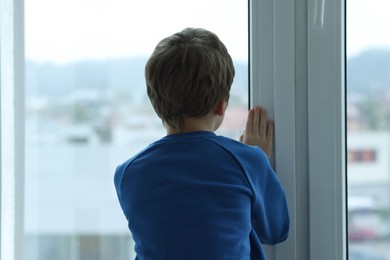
25;0;390;64
347;0;390;57
25;0;248;63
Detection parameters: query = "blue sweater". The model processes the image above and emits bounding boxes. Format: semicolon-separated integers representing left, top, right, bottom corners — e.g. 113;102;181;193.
114;131;289;259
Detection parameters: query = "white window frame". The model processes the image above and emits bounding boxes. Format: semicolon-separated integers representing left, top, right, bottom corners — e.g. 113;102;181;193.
249;0;346;259
0;0;345;259
0;0;25;260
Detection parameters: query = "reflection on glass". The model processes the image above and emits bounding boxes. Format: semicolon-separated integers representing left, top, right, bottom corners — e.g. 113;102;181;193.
24;1;248;259
347;0;390;259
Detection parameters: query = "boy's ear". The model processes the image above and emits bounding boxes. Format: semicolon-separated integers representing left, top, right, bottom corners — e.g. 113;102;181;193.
214;98;227;116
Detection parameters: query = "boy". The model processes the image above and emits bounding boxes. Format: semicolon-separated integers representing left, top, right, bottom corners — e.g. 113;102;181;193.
114;28;289;259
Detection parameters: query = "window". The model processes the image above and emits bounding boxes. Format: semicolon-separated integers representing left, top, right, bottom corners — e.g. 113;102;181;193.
347;0;390;258
2;0;349;260
23;1;248;259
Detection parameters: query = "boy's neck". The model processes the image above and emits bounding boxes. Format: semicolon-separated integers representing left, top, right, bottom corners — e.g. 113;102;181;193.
166;113;223;135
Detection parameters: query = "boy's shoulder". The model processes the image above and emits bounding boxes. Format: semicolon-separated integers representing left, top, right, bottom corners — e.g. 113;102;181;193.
114;146;150;180
209;135;269;164
212;134;262;151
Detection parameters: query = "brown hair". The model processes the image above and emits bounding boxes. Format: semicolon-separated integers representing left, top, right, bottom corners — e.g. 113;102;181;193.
145;28;235;129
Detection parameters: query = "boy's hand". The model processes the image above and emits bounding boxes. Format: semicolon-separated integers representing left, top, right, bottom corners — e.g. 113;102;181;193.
239;107;274;159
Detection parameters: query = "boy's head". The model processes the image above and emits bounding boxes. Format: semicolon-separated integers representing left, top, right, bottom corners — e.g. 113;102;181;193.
145;28;235;130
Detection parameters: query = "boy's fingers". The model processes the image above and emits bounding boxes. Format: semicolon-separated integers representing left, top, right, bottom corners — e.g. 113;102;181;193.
245;109;254;135
267;120;274;142
259;108;267;137
239;132;244;142
252;107;260;134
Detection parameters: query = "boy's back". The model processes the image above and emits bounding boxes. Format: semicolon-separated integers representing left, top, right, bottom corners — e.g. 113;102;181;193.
114;28;289;259
114;131;289;259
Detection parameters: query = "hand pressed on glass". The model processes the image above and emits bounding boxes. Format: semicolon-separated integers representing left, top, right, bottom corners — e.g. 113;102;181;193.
240;106;274;159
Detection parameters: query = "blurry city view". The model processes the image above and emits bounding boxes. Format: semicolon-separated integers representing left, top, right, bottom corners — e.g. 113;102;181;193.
347;50;390;259
25;58;248;147
346;0;390;259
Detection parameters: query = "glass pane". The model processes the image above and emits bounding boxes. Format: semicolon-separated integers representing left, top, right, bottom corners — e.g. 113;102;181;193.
24;1;248;259
347;0;390;259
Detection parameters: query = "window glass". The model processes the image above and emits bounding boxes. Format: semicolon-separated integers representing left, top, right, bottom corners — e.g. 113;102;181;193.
347;0;390;258
24;1;248;259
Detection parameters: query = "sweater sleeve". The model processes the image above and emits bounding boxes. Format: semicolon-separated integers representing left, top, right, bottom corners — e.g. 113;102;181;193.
210;137;290;244
247;147;290;244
